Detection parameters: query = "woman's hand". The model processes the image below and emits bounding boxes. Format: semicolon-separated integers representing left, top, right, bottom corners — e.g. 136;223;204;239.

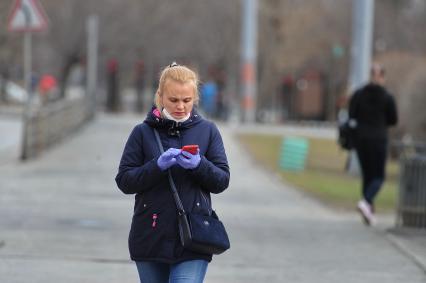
177;150;201;169
157;148;181;171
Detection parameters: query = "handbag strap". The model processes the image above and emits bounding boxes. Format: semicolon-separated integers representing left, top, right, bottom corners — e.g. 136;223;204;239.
153;128;186;214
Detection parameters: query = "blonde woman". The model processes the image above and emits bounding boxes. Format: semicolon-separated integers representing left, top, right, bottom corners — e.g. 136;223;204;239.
115;62;230;283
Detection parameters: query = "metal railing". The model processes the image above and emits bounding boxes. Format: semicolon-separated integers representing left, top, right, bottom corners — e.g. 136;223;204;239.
21;92;94;160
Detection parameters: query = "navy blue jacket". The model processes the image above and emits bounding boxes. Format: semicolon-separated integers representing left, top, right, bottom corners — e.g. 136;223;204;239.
115;107;230;263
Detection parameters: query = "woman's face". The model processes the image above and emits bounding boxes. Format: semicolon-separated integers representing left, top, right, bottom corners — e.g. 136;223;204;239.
161;79;195;119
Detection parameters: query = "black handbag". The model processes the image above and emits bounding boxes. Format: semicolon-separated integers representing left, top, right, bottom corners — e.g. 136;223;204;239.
338;119;356;150
153;129;230;255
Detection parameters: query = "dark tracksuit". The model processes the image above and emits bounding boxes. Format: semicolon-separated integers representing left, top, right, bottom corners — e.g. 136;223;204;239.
349;83;398;205
115;107;230;263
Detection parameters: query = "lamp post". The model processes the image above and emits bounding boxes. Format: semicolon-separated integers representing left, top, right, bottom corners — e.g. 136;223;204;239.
347;0;375;174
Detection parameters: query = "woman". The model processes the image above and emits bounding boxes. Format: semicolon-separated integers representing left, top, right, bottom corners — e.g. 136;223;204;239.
115;62;230;283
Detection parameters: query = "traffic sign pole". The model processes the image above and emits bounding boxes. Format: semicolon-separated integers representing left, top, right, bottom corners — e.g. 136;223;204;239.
7;0;49;160
21;31;32;160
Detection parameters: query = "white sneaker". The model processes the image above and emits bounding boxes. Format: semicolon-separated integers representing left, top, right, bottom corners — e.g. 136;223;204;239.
357;200;375;226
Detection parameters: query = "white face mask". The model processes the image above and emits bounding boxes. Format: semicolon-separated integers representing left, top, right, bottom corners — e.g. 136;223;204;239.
162;108;190;123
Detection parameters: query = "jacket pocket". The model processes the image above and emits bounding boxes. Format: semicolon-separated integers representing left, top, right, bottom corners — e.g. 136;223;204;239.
133;201;164;229
192;190;212;215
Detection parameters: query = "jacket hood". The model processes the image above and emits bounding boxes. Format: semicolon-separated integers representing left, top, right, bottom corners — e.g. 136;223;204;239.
144;106;203;136
361;83;388;104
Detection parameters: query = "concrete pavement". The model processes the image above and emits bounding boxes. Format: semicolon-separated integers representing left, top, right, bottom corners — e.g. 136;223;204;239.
0;113;425;282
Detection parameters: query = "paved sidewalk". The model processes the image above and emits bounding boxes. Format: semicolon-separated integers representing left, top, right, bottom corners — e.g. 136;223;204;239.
0;113;425;282
0;114;21;165
227;120;426;279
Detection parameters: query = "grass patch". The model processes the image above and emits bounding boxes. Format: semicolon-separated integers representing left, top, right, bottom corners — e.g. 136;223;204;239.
237;133;399;211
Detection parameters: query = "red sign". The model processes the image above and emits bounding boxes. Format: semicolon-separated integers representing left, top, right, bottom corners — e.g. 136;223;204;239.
8;0;49;32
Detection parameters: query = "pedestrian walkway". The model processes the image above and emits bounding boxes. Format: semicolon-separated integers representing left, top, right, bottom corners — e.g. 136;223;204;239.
0;113;425;283
0;113;21;166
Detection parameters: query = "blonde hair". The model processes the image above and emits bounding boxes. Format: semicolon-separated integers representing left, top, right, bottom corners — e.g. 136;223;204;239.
154;63;199;110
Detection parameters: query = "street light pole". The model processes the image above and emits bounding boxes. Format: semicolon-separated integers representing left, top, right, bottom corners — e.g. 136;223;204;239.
240;0;258;123
347;0;375;174
349;0;374;92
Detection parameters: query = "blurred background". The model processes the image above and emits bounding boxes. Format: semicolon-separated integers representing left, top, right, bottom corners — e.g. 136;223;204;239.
0;0;425;141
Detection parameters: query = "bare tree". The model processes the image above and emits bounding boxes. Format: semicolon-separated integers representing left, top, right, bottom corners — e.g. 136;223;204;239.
257;0;351;114
0;1;25;82
0;1;240;97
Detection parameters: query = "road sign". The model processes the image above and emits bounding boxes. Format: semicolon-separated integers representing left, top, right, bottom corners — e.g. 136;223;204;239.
8;0;48;32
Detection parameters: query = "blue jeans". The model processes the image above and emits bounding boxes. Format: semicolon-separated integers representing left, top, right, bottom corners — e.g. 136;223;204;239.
136;260;208;283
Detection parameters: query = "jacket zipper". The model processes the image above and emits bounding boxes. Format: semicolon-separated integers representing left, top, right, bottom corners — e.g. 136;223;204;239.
152;213;158;228
200;191;212;214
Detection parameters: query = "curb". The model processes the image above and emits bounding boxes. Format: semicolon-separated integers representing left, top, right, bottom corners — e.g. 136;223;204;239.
386;229;426;274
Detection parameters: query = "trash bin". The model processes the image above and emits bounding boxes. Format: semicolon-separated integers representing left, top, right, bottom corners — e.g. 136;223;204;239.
279;137;309;171
397;152;426;229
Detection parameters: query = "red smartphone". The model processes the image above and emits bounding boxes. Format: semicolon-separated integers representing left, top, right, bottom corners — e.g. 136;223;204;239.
181;145;199;155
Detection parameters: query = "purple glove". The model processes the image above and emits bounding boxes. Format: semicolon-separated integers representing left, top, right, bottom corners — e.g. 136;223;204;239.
177;150;201;169
157;148;181;171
